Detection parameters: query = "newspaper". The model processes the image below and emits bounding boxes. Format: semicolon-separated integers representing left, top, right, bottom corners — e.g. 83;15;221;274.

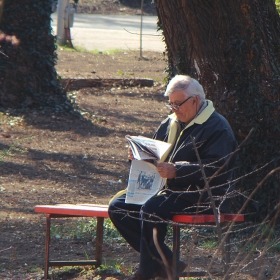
125;135;171;161
125;160;166;205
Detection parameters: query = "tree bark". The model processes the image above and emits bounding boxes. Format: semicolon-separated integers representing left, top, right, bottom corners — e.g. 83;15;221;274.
154;0;280;218
155;0;280;109
0;0;4;23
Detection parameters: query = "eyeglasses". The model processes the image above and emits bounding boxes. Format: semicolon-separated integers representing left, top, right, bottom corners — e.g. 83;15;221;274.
166;96;194;111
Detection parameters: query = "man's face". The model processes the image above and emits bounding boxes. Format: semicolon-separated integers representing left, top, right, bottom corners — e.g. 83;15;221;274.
168;90;198;123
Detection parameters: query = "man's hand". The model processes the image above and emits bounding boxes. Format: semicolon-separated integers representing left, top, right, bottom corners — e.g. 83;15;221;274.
156;162;176;179
128;147;134;161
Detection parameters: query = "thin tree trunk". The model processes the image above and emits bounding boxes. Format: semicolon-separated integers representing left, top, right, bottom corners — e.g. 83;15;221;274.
0;0;4;23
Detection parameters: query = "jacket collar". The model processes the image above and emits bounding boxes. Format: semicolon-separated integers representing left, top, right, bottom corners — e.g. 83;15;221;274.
169;100;215;128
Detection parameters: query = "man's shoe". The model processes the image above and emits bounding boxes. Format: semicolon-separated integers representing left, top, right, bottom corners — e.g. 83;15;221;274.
153;260;187;279
125;271;150;280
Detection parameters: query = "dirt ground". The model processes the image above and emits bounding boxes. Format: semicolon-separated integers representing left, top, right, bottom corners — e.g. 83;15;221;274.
55;48;167;81
0;2;279;280
1;49;279;280
0;48;168;280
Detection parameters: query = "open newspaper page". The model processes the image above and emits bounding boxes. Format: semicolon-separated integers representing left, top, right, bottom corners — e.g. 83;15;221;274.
125;160;166;205
125;135;171;160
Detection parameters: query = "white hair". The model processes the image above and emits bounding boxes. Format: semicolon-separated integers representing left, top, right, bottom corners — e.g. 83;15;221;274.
164;75;205;102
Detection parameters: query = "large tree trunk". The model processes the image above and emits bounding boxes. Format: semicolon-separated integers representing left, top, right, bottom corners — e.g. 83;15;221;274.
155;0;280;219
0;0;63;108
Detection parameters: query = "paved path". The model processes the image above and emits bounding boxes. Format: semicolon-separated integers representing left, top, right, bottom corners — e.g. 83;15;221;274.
51;13;165;52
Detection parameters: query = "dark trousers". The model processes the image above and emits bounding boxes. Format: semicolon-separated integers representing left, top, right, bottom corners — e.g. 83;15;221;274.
108;192;202;278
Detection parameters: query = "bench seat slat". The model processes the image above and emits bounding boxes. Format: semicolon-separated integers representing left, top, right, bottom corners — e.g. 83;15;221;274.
172;213;244;223
34;204;109;218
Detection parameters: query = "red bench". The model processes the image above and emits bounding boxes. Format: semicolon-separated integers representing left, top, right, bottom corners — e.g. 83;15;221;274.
35;204;109;280
172;213;244;280
35;204;244;280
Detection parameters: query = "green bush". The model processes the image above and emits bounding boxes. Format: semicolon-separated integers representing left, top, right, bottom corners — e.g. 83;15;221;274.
276;0;280;13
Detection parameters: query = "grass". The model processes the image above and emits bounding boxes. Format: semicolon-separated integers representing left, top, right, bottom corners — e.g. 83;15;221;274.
57;44;128;55
57;44;99;53
49;218;280;279
95;260;123;274
0;138;29;163
105;48;129;55
267;238;280;253
46;234;128;278
200;239;218;249
116;70;124;76
50;218;125;243
26;266;42;273
116;69;136;78
50;266;83;279
51;261;126;279
233;223;280;255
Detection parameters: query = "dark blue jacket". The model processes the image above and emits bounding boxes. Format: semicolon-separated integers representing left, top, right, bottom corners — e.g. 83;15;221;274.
153;102;237;208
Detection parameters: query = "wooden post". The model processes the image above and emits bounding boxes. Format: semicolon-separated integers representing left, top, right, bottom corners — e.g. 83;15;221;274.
139;0;144;58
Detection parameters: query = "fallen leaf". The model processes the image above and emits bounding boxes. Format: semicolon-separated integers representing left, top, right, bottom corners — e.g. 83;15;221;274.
1;133;11;138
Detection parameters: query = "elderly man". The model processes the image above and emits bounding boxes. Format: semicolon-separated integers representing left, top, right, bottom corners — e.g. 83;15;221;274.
109;75;237;280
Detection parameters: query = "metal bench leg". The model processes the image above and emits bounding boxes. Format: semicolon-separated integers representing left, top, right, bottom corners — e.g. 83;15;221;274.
45;214;51;280
95;217;104;266
172;224;180;280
